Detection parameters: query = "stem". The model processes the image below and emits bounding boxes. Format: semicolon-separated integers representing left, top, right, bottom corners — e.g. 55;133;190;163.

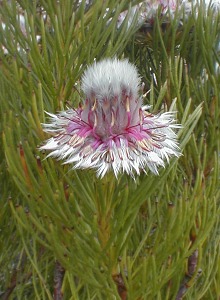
112;273;127;300
175;249;201;300
1;252;31;300
53;261;65;300
96;175;127;299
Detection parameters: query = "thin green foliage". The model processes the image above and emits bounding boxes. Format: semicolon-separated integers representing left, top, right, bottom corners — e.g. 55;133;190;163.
0;1;219;299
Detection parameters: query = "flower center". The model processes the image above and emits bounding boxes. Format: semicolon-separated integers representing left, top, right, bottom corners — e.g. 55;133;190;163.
81;92;141;141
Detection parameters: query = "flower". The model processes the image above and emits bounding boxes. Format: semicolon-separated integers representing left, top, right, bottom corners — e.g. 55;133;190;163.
122;0;220;27
117;0;190;28
117;0;220;29
140;0;178;22
40;58;181;178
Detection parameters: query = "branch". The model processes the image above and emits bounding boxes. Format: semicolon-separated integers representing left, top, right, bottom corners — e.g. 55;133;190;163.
176;249;202;300
53;261;65;300
1;269;32;300
0;251;31;300
112;273;127;300
1;269;17;300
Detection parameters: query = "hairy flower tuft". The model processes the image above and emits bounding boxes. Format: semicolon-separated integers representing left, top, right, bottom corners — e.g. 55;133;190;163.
40;58;181;178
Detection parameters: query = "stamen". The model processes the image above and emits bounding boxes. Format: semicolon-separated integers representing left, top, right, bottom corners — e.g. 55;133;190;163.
125;96;130;112
105;152;112;163
126;148;134;161
68;134;78;145
130;145;140;155
70;135;85;148
109;149;114;162
125;96;131;127
152;133;166;142
138;139;153;151
88;110;94;127
92;111;99;139
91;151;101;162
55;132;69;141
81;145;93;158
139;108;143;131
118;148;123;160
92;98;97;111
83;99;89;110
111;110;115;127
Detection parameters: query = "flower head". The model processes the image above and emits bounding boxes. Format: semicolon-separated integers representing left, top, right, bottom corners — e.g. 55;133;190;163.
117;1;195;28
40;58;181;178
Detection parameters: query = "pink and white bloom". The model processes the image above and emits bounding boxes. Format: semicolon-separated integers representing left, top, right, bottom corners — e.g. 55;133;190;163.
117;0;206;28
117;0;184;28
40;59;181;178
118;0;220;28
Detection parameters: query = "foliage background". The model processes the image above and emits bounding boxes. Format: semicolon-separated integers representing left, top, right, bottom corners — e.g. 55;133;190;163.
0;0;219;299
